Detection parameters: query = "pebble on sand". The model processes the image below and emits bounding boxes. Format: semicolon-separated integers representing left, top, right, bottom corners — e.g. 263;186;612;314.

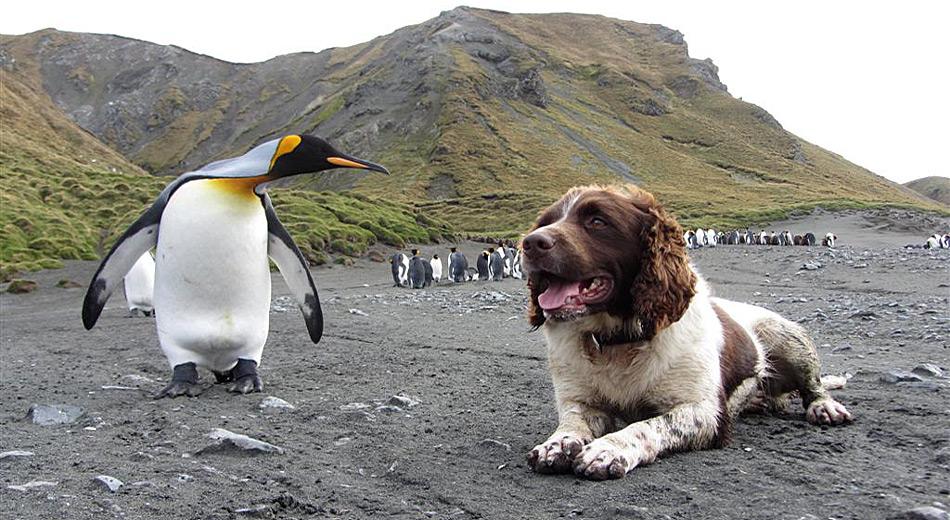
912;364;944;378
197;428;285;455
260;396;295;410
93;475;124;493
235;504;276;517
0;450;34;460
7;481;57;492
119;374;157;387
476;439;512;453
5;279;38;294
26;404;84;425
880;370;926;384
386;395;419;408
887;506;949;520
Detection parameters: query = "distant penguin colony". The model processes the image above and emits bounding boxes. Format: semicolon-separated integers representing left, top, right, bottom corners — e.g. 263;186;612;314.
684;226;837;249
82;134;389;398
390;240;522;288
920;233;950;249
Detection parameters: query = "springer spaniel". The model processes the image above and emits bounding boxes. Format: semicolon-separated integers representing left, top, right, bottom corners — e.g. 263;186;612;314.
522;186;852;480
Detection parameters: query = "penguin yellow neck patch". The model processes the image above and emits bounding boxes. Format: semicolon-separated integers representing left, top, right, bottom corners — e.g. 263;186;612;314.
207;176;270;199
269;135;302;171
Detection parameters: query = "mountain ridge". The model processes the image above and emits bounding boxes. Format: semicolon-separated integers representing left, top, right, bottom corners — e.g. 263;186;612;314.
1;6;944;265
0;34;452;278
904;176;950;206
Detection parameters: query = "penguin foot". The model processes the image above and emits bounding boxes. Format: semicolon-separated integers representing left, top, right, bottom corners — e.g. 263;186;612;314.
227;359;263;395
154;363;202;399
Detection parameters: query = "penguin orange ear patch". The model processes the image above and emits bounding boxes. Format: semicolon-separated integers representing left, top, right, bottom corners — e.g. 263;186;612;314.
269;135;302;170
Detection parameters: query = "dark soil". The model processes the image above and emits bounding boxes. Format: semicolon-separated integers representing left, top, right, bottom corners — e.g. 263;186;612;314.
1;213;948;519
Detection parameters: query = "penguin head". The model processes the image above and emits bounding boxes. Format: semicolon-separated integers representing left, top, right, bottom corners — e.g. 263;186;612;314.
268;135;389;178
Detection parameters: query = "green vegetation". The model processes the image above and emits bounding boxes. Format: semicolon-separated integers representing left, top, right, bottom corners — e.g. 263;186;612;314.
0;70;163;280
269;189;453;266
0;70;451;280
3;11;947;280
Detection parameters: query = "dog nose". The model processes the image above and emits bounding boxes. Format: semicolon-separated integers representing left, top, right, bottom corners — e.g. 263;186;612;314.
523;231;555;254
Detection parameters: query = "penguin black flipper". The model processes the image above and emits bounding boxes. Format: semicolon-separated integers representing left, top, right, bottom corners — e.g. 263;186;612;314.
261;193;323;344
81;195;166;330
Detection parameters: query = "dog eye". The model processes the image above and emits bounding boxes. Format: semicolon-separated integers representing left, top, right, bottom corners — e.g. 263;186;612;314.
587;217;608;229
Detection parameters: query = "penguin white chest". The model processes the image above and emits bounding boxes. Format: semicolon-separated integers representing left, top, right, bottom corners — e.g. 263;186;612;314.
154;179;271;370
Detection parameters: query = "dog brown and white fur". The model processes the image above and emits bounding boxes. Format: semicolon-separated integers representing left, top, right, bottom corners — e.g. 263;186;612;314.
522;186;852;480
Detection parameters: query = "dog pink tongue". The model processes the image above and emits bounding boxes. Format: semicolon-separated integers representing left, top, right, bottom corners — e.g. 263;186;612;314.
538;280;583;310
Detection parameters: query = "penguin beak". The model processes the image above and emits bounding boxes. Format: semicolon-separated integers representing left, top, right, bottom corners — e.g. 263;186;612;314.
327;155;390;175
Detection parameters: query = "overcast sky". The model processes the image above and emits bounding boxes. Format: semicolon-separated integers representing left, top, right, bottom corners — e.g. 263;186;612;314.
3;1;946;184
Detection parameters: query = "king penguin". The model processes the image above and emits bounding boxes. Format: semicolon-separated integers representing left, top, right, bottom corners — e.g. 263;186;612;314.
390;252;408;287
124;251;155;317
476;250;490;281
448;247;468;283
429;254;442;283
489;247;504;281
82;135;388;398
408;249;427;289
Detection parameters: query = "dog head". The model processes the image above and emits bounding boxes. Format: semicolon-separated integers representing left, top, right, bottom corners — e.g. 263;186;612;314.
521;185;696;340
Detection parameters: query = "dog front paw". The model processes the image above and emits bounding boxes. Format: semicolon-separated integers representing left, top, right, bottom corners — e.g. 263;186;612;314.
806;398;853;425
528;433;588;474
572;438;635;480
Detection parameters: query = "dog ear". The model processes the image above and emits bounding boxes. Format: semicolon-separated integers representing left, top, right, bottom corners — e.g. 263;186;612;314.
629;204;696;339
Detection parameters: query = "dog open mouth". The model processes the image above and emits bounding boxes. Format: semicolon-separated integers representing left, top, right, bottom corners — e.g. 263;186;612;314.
535;274;614;318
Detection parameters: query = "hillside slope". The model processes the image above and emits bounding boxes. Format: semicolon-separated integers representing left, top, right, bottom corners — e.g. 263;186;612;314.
904;176;950;206
0;59;164;278
2;7;943;239
0;57;449;279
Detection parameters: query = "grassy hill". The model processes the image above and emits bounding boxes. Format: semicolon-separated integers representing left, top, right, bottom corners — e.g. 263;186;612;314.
904;176;950;206
0;59;450;280
1;7;946;277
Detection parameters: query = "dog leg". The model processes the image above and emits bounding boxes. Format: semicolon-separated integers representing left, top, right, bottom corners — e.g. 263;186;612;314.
753;318;853;425
572;400;720;480
528;403;614;474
